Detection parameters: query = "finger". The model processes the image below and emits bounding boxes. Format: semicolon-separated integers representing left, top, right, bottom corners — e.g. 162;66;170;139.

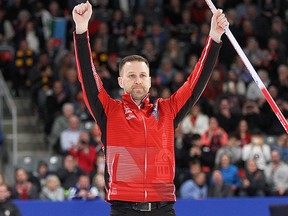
86;0;92;9
75;3;87;15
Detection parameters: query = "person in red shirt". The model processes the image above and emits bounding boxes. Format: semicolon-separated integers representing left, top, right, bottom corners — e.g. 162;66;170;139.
70;131;97;174
72;1;228;215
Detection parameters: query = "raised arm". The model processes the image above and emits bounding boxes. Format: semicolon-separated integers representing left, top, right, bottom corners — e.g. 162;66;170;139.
166;9;228;127
72;1;112;128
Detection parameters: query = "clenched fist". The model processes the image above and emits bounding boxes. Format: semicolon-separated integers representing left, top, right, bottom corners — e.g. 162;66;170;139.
72;1;93;34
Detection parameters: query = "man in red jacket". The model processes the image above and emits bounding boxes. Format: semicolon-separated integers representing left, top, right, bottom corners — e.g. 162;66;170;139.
72;1;228;215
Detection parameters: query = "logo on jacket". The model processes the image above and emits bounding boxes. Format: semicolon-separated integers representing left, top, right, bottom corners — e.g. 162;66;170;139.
124;108;136;120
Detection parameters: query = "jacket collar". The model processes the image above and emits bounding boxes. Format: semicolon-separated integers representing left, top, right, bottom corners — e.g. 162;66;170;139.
122;93;151;109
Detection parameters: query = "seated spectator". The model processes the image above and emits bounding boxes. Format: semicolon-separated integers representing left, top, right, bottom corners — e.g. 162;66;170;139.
48;103;74;150
70;131;97;174
238;159;266;197
180;159;203;185
264;150;288;196
179;172;208;199
44;80;70;135
215;134;242;167
31;160;51;192
68;174;99;200
89;123;102;153
56;154;85;191
156;57;177;86
180;104;209;136
89;151;105;183
246;69;270;102
208;170;234;198
181;134;214;171
59;115;82;155
272;133;288;162
242;131;271;170
234;119;251;148
161;37;185;70
242;100;263;132
11;39;36;97
214;97;242;134
92;173;105;200
0;183;22;216
40;175;65;201
217;153;241;192
201;117;228;156
11;168;39;200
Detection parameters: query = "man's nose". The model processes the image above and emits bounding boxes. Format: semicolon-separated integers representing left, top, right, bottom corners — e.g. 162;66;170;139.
135;76;142;84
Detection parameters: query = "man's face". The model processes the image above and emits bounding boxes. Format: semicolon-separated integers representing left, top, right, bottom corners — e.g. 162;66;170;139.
118;61;151;102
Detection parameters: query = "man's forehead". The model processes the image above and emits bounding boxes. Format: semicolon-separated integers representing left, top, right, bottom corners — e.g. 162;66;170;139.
122;61;149;73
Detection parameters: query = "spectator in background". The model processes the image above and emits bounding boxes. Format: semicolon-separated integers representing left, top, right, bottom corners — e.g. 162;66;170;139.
201;117;228;156
11;39;36;97
147;22;167;56
92;173;105;200
44;80;70;135
234;119;251;148
40;174;64;201
0;184;22;216
180;134;214;171
242;100;263;132
156;57;177;86
63;67;80;100
56;154;84;191
140;0;163;25
217;153;241;192
28;51;54;116
246;69;270;102
231;56;252;85
179;171;208;199
31;160;51;192
73;90;92;122
69;131;96;174
214;97;242;134
222;70;246;96
189;0;209;25
24;20;41;54
89;123;102;153
11;168;39;200
202;69;223;106
59;115;82;155
238;159;266;197
140;38;161;78
180;104;209;136
208;170;233;198
68;174;99;200
215;134;242;167
242;131;271;170
48;103;74;152
264;150;288;196
162;38;185;70
272;133;288;163
275;64;288;100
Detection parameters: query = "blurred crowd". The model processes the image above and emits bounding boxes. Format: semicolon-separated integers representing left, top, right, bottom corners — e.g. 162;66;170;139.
0;0;288;205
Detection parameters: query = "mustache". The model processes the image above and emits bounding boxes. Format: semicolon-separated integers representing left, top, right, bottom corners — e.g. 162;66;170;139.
131;84;144;89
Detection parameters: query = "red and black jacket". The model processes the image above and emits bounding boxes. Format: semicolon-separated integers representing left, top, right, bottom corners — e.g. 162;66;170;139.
74;31;221;202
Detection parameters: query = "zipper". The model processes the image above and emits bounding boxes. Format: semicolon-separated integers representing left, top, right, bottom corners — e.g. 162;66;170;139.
141;115;148;201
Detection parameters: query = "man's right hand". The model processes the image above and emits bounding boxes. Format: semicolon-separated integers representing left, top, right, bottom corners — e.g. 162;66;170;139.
72;1;92;34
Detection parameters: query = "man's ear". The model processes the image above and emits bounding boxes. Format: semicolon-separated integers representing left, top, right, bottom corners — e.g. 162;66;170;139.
118;77;123;88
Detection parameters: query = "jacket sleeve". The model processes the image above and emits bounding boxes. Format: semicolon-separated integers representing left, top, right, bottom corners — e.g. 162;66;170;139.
73;31;113;125
163;37;222;127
